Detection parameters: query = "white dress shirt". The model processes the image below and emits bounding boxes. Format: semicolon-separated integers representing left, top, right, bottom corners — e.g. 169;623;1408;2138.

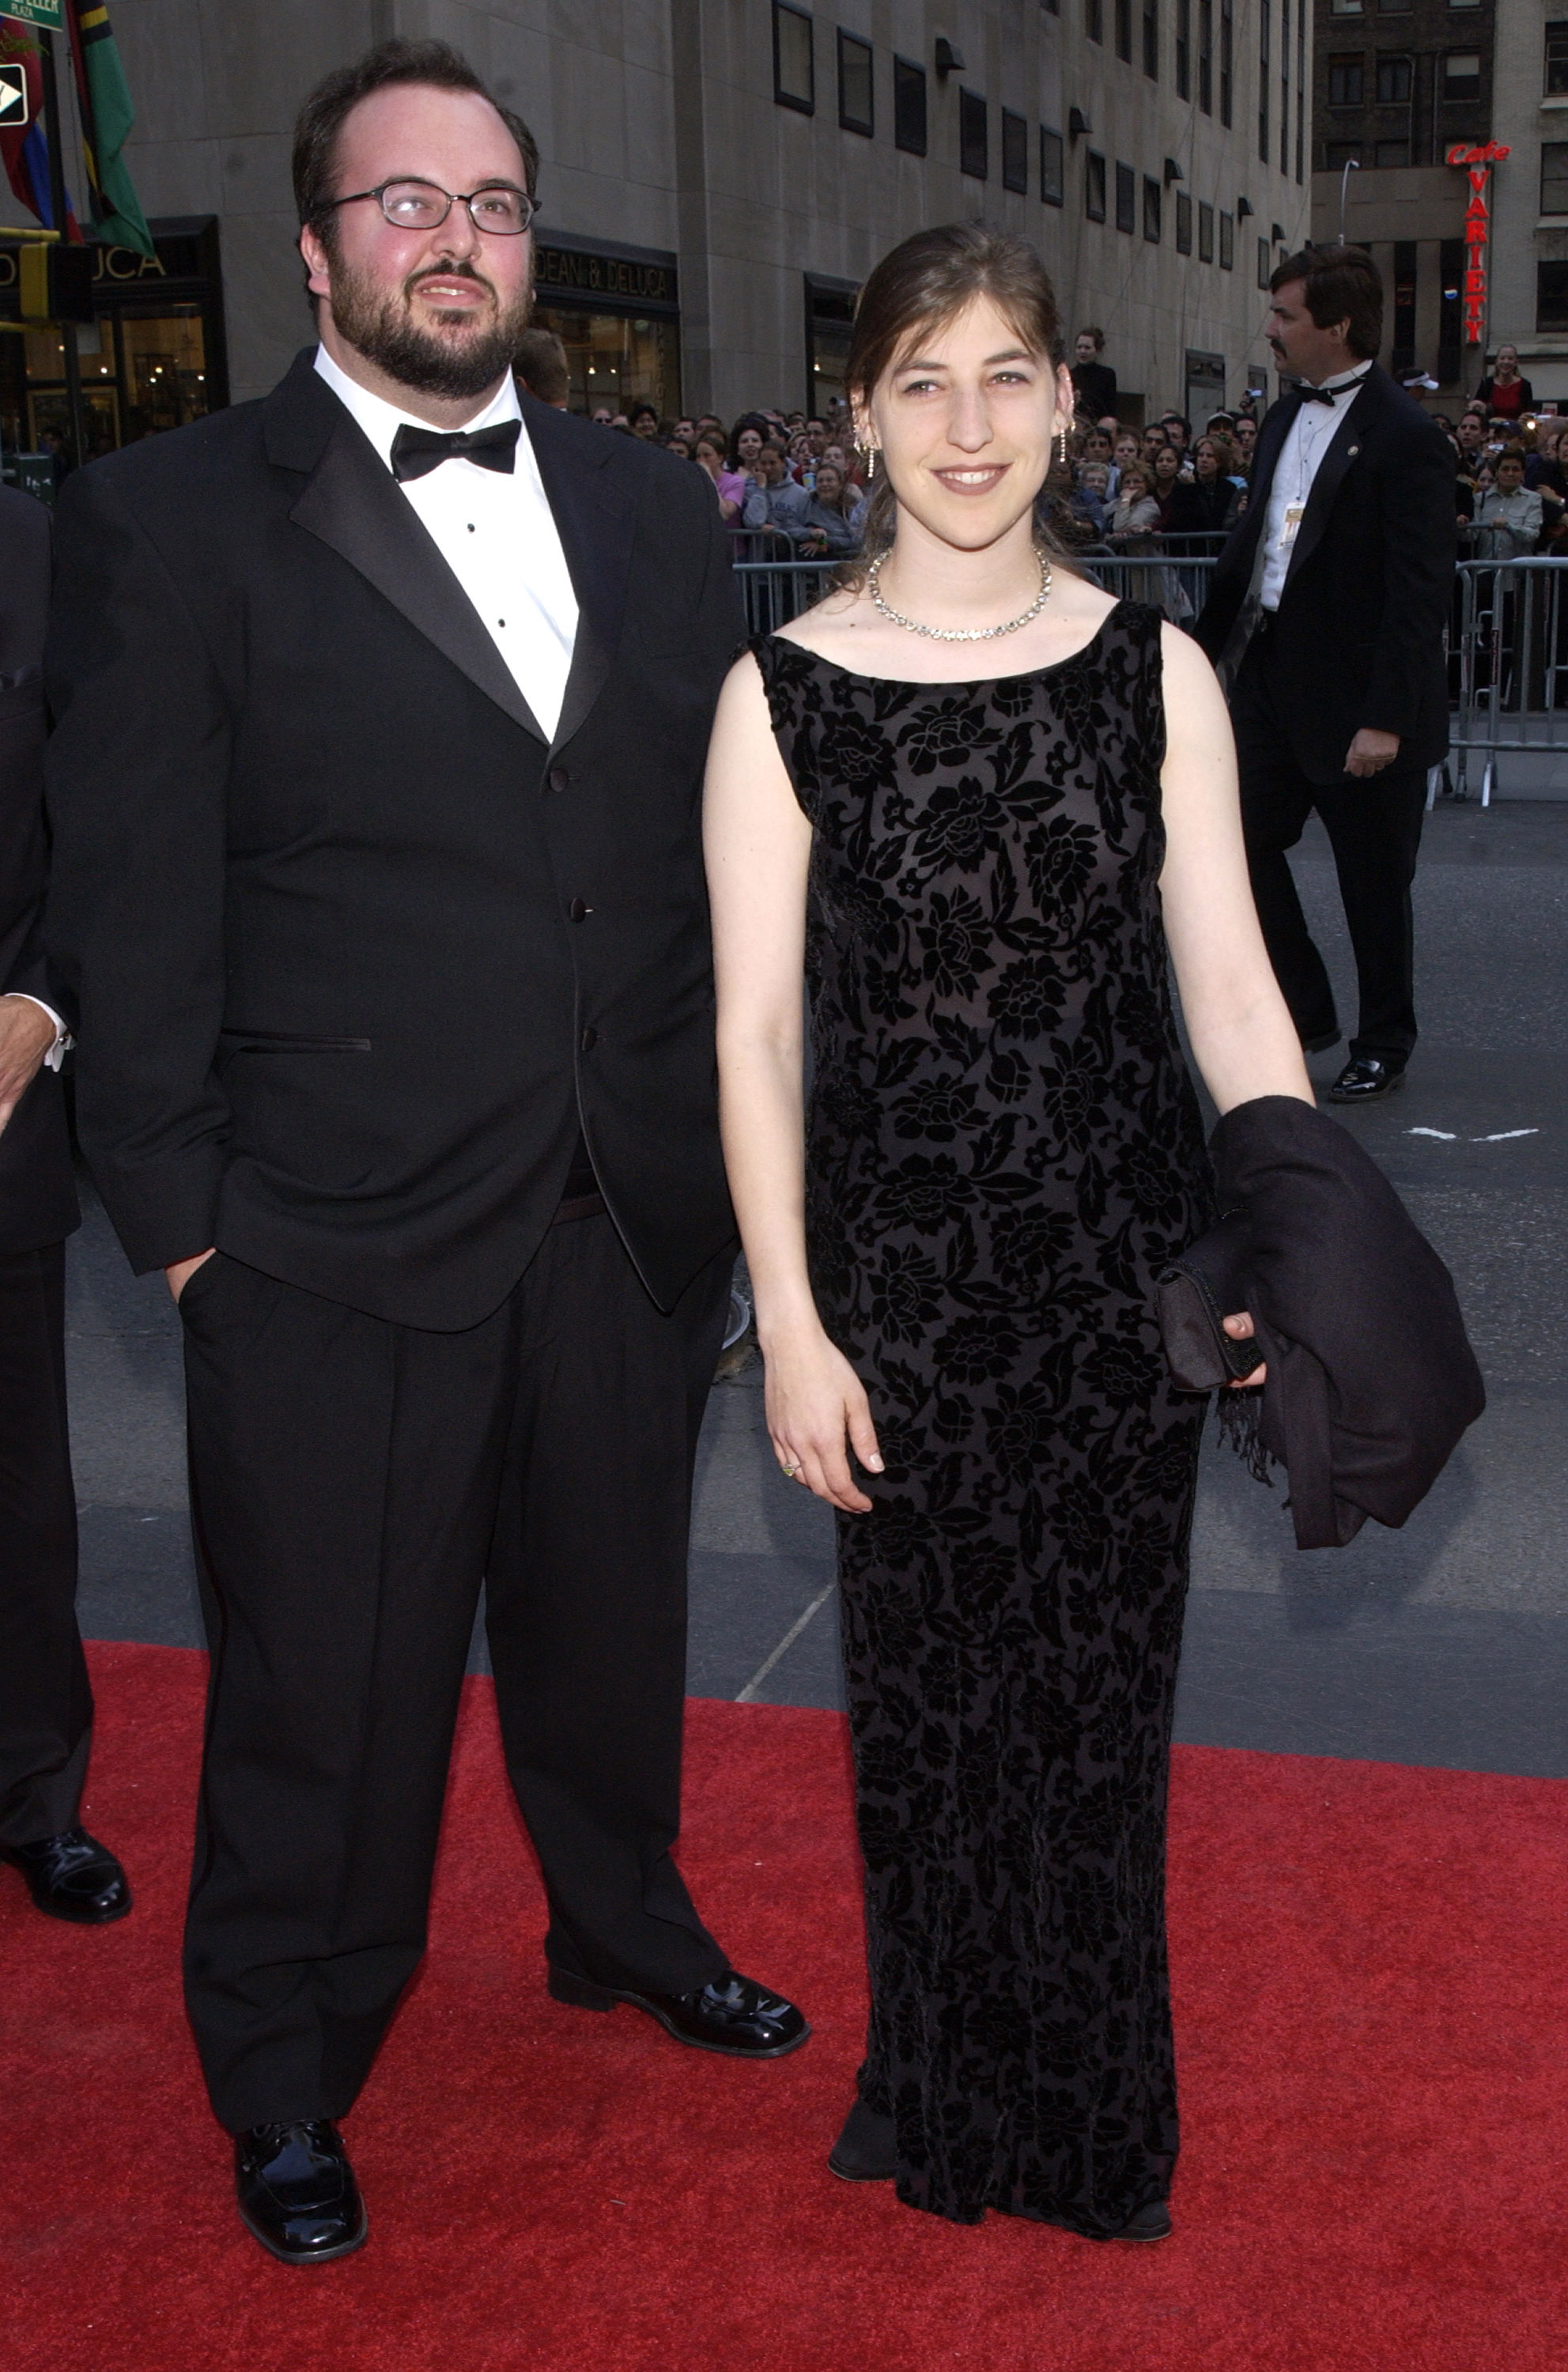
313;346;578;742
1258;364;1372;611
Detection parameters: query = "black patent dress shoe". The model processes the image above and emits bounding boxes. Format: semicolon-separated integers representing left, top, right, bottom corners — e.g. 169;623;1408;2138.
1113;2200;1173;2242
548;1963;810;2058
2;1827;130;1924
1326;1055;1405;1103
828;2098;897;2181
235;2121;366;2264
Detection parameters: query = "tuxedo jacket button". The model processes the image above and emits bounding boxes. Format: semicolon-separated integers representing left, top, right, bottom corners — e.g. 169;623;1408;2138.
569;897;591;921
580;1025;599;1052
547;765;569;793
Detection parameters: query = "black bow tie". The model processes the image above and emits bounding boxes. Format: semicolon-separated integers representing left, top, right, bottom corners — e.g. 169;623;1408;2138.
1298;375;1366;406
389;418;521;482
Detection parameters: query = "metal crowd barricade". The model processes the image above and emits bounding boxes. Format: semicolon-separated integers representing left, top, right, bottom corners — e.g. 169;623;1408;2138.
1448;554;1568;805
731;538;1222;640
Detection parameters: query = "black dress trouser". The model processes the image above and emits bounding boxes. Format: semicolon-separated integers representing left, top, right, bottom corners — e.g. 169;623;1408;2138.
1231;644;1430;1064
0;1240;91;1850
178;1211;732;2133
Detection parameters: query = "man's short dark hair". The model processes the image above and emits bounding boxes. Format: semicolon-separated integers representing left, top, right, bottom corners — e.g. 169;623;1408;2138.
1270;244;1382;361
293;38;541;237
514;327;569;406
1076;324;1105;350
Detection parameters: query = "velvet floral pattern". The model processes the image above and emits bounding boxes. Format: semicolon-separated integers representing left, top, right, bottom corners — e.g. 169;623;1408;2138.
755;605;1214;2235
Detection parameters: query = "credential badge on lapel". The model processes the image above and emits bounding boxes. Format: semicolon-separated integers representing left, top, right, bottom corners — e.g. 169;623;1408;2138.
1347;446;1359;458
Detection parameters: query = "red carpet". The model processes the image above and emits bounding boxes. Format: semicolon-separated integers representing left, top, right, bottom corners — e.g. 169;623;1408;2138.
0;1643;1559;2372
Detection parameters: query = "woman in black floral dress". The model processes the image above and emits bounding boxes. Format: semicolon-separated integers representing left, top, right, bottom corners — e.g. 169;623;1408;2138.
704;227;1313;2241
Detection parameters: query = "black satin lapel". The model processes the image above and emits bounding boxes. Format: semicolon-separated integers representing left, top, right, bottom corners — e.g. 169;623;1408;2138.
1283;383;1374;592
289;414;547;746
526;413;633;752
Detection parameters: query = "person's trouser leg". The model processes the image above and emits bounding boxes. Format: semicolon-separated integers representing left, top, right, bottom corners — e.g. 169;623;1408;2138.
179;1251;519;2131
484;1213;733;1996
1230;654;1338;1044
0;1241;92;1848
1312;765;1429;1067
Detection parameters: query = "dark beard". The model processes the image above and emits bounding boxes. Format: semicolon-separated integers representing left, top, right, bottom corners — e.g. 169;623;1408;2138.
327;255;534;400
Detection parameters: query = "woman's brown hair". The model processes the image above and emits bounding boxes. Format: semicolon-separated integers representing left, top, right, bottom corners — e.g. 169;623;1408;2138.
838;222;1072;589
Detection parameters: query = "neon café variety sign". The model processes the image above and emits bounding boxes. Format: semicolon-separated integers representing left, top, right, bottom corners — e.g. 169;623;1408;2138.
1447;142;1509;348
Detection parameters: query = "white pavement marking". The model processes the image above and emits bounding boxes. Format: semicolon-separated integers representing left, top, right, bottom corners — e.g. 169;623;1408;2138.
1472;1129;1540;1142
1407;1127;1457;1139
735;1581;837;1703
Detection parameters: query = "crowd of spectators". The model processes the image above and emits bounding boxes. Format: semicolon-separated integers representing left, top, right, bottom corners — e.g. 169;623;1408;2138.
516;320;1568;574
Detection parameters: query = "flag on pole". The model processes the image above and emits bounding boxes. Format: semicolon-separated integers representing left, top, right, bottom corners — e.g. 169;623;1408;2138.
66;0;153;258
0;19;82;236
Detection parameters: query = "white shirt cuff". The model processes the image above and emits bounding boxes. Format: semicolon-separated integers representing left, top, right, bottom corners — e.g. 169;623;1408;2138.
8;993;72;1071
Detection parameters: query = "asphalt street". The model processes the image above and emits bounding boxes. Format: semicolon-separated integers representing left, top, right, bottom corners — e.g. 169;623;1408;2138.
66;797;1567;1777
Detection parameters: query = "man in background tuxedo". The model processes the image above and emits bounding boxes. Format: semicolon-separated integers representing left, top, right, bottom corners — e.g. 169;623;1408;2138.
46;39;803;2266
0;485;130;1931
1196;247;1457;1101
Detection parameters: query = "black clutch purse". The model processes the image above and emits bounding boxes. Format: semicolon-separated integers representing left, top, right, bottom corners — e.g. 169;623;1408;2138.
1155;1212;1264;1389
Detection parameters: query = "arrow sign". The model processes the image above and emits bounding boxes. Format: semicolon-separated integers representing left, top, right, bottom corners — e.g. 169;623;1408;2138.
0;62;28;129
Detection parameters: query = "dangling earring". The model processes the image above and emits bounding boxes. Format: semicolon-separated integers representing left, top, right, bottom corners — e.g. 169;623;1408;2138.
865;444;878;480
1056;426;1069;470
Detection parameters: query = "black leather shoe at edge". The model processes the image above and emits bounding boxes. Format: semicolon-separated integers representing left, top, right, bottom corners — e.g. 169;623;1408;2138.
1326;1056;1405;1103
828;2098;897;2181
548;1964;810;2058
235;2121;367;2265
2;1827;130;1924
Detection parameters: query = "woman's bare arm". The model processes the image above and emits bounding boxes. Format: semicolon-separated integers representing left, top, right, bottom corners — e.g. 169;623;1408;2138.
703;654;883;1510
1157;623;1315;1117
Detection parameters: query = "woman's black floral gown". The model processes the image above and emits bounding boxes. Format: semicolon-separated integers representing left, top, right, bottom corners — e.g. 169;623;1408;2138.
754;603;1214;2237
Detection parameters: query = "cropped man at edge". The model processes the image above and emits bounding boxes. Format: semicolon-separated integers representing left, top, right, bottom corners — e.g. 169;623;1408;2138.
44;37;805;2268
0;485;130;1933
1196;247;1457;1102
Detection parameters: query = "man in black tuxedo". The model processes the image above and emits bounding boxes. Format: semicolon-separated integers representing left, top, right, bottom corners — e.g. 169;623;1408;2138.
45;40;804;2265
1196;247;1457;1101
0;486;130;1931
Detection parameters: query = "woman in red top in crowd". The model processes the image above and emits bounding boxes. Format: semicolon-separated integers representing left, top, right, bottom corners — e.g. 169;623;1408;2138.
1473;342;1533;420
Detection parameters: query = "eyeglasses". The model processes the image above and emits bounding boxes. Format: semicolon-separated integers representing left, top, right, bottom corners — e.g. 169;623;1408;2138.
327;179;538;236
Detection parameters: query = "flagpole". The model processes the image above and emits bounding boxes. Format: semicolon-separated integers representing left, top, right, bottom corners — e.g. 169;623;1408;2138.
37;27;86;468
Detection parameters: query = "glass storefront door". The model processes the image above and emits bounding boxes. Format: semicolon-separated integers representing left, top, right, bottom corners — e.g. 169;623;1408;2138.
531;302;681;418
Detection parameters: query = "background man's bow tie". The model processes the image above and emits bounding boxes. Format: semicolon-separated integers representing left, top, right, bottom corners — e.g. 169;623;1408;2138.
389;419;521;482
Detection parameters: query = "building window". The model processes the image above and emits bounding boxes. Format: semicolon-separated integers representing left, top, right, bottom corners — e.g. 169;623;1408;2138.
1446;0;1479;9
1539;260;1568;330
960;88;988;177
1221;0;1234;123
1087;0;1104;40
1296;0;1306;180
1550;23;1568;95
1176;190;1193;251
1375;54;1412;101
1176;0;1191;95
1199;0;1214;110
1328;54;1364;103
1041;125;1066;203
837;32;873;132
1116;0;1133;59
1116;160;1136;231
1324;140;1362;168
1543;142;1568;214
1199;198;1215;259
1441;50;1480;100
1259;0;1269;160
1375;0;1410;11
1330;0;1364;10
773;2;814;111
1086;149;1108;218
1219;210;1234;269
893;55;927;153
1143;175;1162;239
1144;0;1160;75
1001;108;1029;192
1258;236;1272;289
1374;138;1411;164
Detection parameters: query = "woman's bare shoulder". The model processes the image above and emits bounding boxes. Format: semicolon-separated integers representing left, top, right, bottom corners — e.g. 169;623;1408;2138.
772;583;874;659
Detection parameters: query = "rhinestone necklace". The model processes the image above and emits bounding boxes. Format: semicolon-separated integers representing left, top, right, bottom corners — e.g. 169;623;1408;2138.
867;547;1052;643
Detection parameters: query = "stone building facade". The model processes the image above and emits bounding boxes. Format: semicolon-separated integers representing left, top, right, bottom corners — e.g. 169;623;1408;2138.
1482;3;1568;402
1309;0;1494;397
2;0;1310;454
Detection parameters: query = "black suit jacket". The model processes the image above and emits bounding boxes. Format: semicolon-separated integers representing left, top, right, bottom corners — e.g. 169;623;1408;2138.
1194;364;1457;781
44;353;743;1325
0;485;78;1256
